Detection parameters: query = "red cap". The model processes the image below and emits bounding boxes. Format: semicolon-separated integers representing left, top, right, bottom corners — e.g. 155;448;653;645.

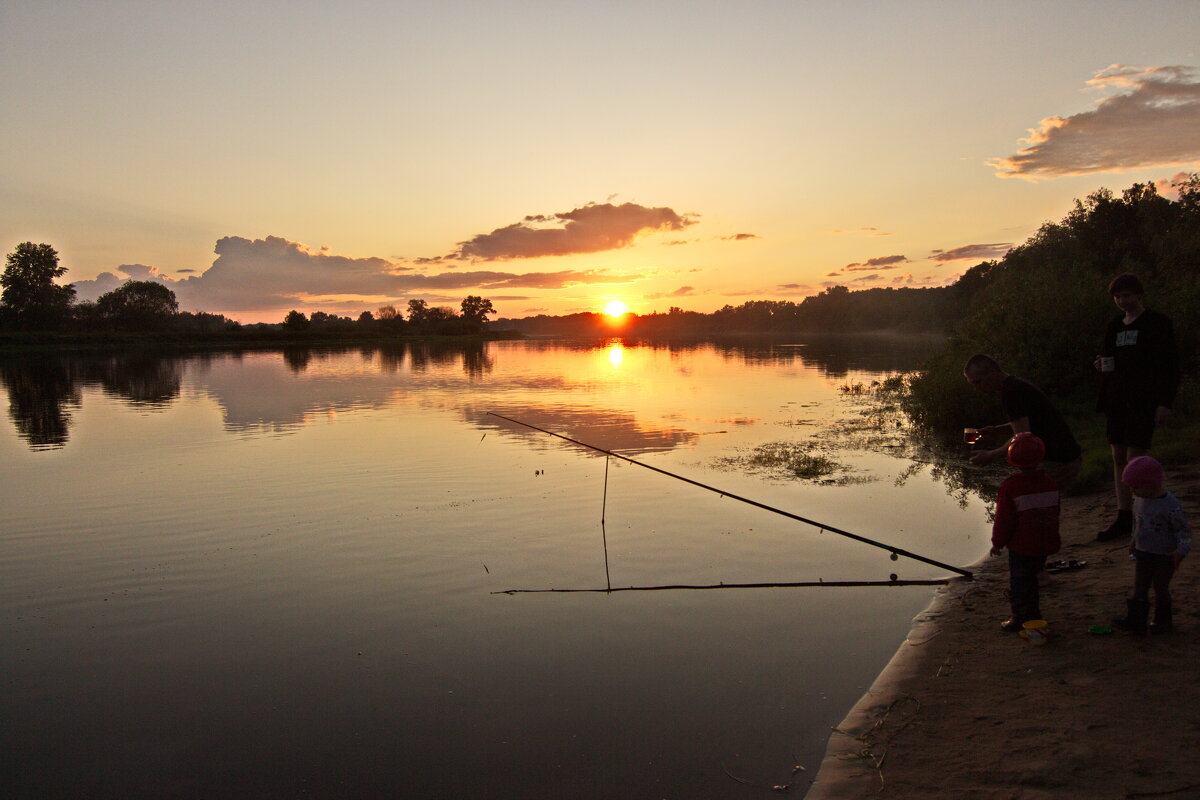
1007;432;1045;468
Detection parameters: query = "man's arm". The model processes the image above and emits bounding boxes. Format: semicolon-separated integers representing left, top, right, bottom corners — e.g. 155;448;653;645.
970;417;1029;465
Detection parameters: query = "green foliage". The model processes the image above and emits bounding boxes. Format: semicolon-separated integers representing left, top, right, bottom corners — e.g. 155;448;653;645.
904;175;1200;472
1;242;76;330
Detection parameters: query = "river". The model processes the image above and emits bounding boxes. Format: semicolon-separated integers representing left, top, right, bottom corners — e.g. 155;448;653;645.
0;337;990;799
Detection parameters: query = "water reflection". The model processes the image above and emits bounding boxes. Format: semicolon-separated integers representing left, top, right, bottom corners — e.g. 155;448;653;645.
0;358;80;450
468;404;697;457
512;334;940;377
1;355;184;450
0;337;944;459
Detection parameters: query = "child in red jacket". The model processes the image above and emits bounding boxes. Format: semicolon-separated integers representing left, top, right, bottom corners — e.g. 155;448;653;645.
990;433;1062;632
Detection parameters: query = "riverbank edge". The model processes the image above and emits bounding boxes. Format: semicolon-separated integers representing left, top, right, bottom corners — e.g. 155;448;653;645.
803;558;984;798
802;466;1200;799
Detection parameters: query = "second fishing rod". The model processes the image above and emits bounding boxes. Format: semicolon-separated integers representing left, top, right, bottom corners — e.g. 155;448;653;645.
487;411;973;579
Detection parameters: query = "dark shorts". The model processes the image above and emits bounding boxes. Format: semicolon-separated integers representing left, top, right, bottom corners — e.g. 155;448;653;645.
1105;404;1156;449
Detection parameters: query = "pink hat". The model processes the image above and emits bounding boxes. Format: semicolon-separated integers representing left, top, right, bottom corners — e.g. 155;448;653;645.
1122;456;1164;493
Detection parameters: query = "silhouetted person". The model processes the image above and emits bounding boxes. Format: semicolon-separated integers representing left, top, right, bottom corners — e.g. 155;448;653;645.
962;354;1081;490
1095;274;1179;541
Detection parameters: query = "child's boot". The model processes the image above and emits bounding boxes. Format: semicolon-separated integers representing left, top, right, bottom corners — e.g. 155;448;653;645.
1001;593;1036;632
1150;599;1173;634
1113;598;1150;634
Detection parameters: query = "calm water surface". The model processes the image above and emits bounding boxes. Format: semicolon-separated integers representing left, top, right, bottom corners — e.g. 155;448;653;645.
1;338;989;799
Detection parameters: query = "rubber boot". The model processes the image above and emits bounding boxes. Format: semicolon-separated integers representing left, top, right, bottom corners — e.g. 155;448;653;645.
1113;598;1150;635
1150;598;1174;635
1001;592;1038;632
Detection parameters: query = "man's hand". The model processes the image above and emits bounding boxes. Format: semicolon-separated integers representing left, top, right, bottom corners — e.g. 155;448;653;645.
990;546;1003;557
970;449;999;466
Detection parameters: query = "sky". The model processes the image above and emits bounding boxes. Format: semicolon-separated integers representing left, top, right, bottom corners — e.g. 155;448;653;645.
2;0;1198;323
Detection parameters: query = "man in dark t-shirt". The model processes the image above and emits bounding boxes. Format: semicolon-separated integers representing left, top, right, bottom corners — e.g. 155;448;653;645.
1095;273;1179;540
963;354;1082;489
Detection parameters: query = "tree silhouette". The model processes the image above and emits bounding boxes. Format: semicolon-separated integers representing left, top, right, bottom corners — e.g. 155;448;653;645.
283;310;309;329
1;242;76;330
460;295;496;325
96;281;179;330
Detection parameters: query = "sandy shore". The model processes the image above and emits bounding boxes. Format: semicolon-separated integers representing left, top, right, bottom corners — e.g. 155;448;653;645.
806;465;1200;800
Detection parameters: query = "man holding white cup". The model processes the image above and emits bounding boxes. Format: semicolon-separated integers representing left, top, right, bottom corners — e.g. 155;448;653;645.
1095;274;1179;541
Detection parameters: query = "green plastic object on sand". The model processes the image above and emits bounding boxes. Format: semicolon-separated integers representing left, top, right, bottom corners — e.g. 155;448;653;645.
1088;624;1114;635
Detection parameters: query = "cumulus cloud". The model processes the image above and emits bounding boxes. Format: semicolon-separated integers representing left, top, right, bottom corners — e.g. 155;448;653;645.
991;65;1200;178
447;202;696;261
929;243;1012;262
70;235;644;314
843;254;908;271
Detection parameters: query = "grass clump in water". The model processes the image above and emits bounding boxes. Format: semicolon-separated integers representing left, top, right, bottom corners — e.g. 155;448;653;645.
714;441;867;484
746;442;840;479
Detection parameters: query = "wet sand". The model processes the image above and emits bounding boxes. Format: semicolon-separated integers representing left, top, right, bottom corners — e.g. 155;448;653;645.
806;466;1200;800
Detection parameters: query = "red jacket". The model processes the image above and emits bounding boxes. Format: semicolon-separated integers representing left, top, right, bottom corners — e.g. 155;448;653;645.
992;470;1061;556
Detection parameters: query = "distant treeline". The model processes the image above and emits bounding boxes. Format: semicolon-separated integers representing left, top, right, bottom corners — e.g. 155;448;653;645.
0;245;503;343
492;285;965;337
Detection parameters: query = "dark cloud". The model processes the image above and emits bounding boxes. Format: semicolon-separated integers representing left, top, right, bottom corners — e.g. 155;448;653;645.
929;243;1012;262
70;235;643;314
721;233;759;240
176;268;197;274
663;240;691;246
991;65;1200;178
843;254;908;271
449;202;696;261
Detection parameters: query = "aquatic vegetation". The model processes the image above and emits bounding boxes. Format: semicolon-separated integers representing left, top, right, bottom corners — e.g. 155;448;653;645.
713;441;869;484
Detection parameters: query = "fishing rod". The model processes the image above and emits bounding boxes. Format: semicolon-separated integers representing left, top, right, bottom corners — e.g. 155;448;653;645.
487;411;973;579
493;578;956;595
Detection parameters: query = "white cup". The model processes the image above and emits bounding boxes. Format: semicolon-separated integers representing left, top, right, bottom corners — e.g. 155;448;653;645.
1099;356;1115;373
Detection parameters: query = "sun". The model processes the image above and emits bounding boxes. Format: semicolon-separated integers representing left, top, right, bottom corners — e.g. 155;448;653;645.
603;300;627;317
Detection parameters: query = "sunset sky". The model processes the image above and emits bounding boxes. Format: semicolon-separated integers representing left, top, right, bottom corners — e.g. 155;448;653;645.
2;1;1198;323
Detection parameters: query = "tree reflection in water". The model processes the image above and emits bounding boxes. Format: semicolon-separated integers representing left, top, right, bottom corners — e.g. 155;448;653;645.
1;343;502;450
0;354;183;449
0;358;80;450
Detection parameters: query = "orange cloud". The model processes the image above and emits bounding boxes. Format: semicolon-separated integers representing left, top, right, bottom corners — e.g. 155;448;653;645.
843;254;908;271
447;202;697;260
70;235;645;314
991;65;1200;178
928;243;1012;262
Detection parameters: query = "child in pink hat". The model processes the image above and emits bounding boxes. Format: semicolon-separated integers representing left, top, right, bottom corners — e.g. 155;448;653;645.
1112;456;1191;634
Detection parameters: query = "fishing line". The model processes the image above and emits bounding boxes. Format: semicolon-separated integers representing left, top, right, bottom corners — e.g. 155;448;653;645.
487;411;972;579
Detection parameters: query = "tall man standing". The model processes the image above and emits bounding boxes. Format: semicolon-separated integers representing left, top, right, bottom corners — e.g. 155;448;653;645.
963;355;1083;490
1095;274;1179;541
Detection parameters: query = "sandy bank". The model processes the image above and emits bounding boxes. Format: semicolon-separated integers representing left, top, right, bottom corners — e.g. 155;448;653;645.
806;466;1200;800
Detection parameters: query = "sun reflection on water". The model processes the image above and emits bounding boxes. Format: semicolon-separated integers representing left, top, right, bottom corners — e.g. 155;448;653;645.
606;342;625;369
